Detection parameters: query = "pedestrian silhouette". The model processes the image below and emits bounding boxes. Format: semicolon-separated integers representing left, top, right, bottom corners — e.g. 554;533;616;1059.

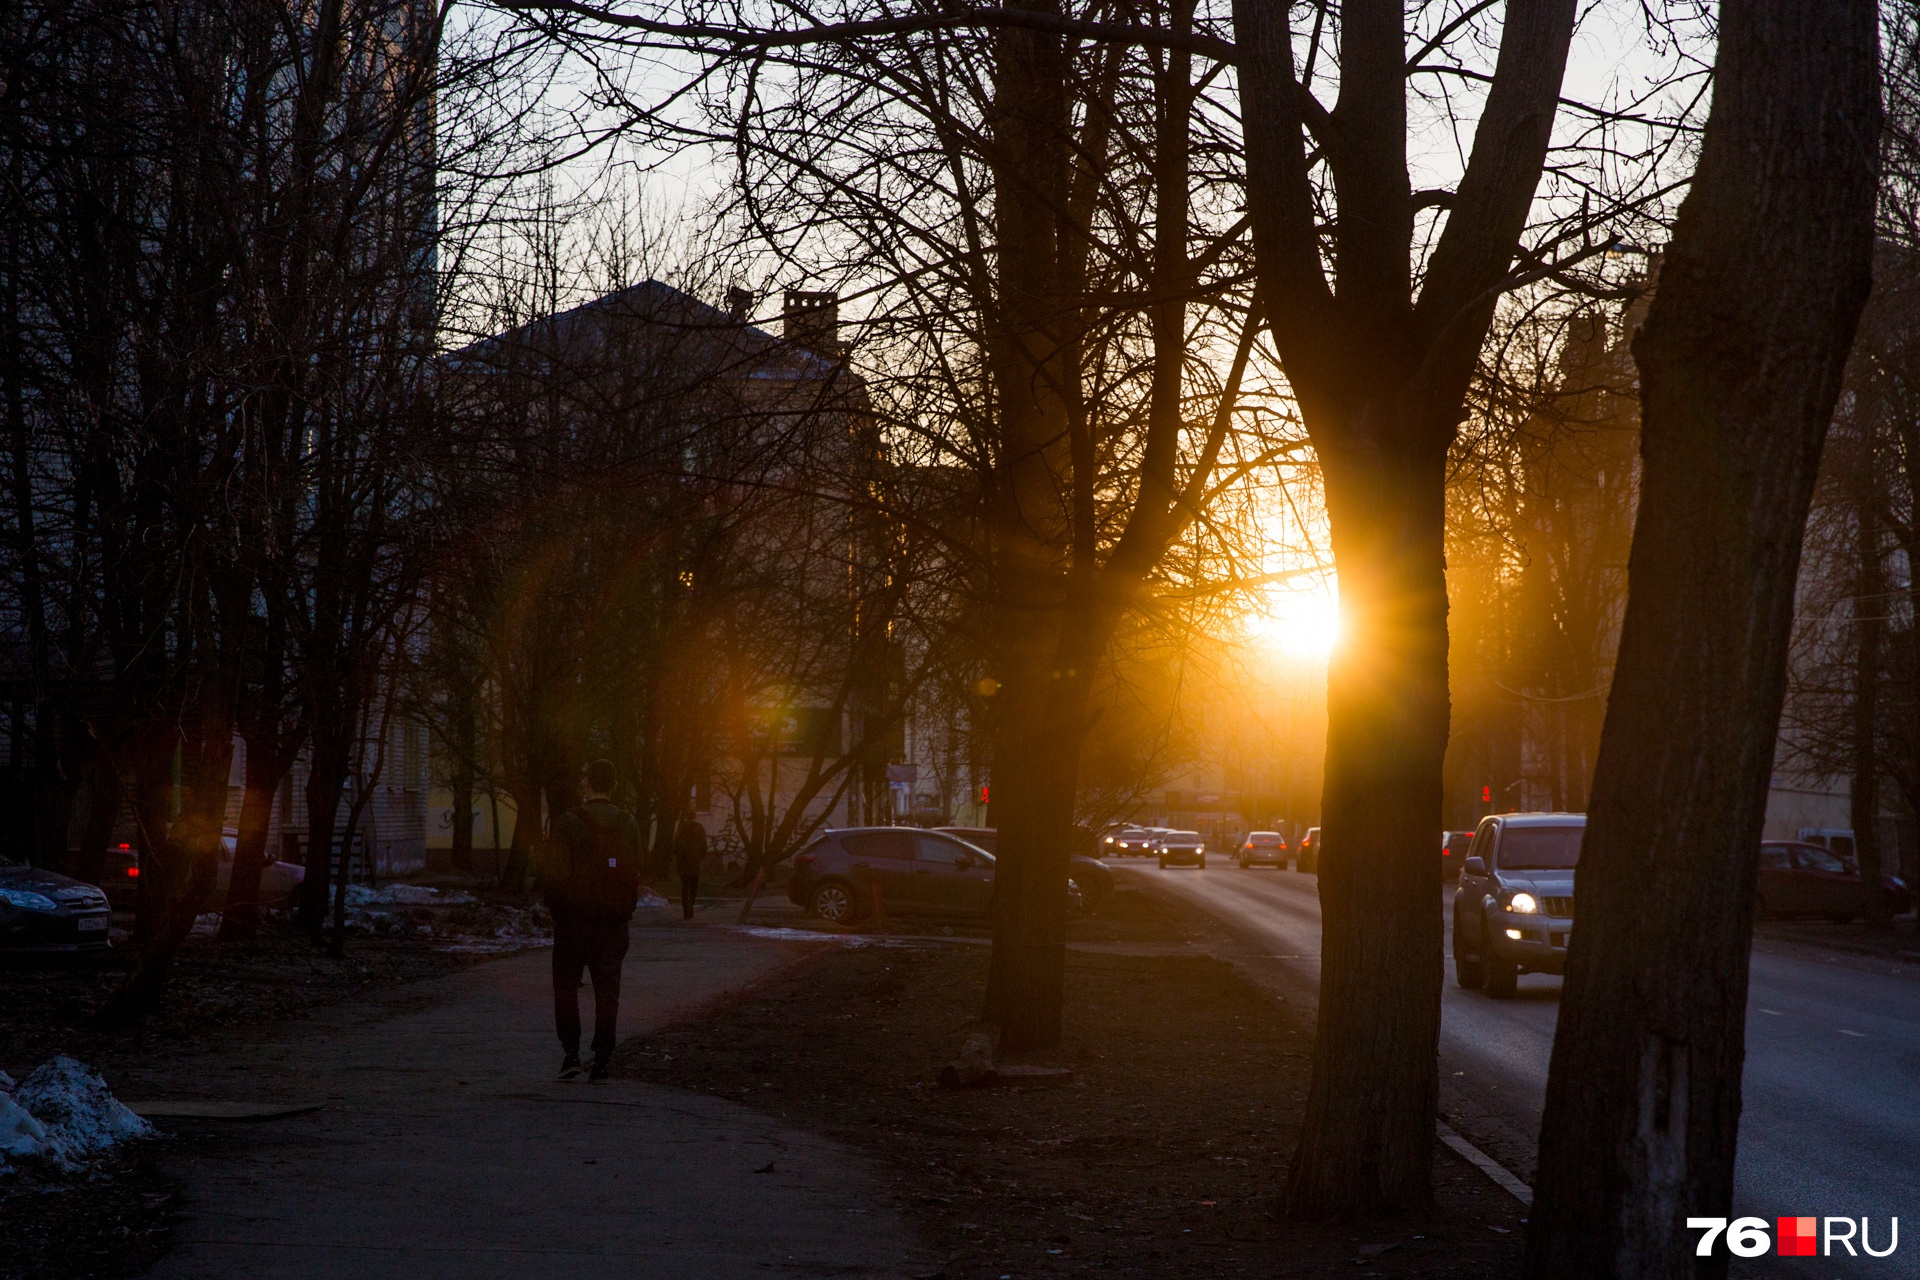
544;759;643;1081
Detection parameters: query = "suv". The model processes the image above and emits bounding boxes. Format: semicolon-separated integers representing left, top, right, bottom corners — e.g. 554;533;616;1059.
1238;831;1288;869
788;828;994;924
1294;827;1321;874
1155;830;1206;869
1452;812;1582;998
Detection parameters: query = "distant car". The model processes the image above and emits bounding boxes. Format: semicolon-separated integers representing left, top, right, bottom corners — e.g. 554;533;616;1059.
1104;827;1155;858
935;827;1112;912
1295;826;1321;874
1452;812;1583;998
1758;841;1912;920
1441;830;1474;879
1238;831;1288;869
99;830;305;910
1155;830;1206;869
0;855;113;953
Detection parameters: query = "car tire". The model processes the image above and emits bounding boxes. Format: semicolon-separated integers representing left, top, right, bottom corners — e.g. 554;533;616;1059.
810;880;858;925
1453;932;1484;989
1157;857;1166;869
1198;857;1206;870
1483;948;1518;999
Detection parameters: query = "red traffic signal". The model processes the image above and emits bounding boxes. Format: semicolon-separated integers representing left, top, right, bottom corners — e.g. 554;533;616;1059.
1482;785;1492;804
979;784;990;804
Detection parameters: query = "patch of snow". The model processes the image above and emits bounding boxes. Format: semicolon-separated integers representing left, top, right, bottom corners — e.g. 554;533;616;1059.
346;884;476;907
0;1069;16;1092
6;1056;152;1173
0;1092;49;1171
638;888;671;909
191;912;222;936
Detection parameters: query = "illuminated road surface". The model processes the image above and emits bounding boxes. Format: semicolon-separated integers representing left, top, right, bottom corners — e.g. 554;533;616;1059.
1123;860;1920;1274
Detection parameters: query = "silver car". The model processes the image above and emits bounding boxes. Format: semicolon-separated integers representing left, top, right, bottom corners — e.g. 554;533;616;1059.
1451;812;1582;998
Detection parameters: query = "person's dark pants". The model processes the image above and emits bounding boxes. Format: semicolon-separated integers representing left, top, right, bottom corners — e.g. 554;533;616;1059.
679;874;699;919
552;916;630;1062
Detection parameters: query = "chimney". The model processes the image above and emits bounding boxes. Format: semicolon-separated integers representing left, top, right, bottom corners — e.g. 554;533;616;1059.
783;289;840;354
725;286;753;323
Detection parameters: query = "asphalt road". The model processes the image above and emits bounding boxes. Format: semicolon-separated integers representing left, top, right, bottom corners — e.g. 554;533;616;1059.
1121;859;1920;1275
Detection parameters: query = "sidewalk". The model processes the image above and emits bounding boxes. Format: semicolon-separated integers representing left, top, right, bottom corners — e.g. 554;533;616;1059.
122;905;931;1279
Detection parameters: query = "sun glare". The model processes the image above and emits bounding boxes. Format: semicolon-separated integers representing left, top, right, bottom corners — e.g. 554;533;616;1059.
1246;579;1340;661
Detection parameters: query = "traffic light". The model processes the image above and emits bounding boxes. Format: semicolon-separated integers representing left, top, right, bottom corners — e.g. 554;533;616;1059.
1482;785;1492;804
979;784;990;804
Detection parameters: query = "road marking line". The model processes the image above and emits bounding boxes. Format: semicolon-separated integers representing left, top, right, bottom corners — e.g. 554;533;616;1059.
1759;1008;1783;1016
1437;1120;1533;1207
1838;1029;1866;1037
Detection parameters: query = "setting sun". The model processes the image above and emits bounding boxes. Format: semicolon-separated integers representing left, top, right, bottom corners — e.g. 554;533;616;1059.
1245;577;1340;660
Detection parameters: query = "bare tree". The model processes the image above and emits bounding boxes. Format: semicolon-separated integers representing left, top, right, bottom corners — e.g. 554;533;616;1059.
1526;2;1880;1274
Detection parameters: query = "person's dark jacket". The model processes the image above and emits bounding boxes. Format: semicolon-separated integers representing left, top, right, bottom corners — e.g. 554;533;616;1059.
672;818;708;879
546;799;644;923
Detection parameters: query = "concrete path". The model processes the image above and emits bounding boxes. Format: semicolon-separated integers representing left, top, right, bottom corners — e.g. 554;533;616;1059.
121;907;931;1279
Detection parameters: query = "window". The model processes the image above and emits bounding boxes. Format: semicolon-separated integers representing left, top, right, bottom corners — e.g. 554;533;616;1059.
915;834;974;865
841;831;913;860
1497;825;1584;870
1759;845;1793;870
1794;846;1849;874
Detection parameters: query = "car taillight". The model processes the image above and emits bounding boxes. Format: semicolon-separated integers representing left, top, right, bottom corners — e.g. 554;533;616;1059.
126;867;139;877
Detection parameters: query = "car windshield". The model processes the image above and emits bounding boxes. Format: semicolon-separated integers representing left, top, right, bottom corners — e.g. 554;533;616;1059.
1498;825;1584;870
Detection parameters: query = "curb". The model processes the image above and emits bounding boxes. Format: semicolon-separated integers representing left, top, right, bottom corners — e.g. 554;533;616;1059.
1437;1120;1533;1206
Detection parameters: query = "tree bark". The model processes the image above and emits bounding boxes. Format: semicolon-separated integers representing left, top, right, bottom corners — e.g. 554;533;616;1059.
221;731;298;941
1524;2;1879;1274
1282;437;1450;1215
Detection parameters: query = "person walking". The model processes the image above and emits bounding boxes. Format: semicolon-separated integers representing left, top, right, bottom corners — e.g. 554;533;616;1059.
544;759;643;1082
672;808;707;921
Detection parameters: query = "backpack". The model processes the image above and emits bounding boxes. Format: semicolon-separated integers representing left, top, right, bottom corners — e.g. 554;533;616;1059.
560;806;641;922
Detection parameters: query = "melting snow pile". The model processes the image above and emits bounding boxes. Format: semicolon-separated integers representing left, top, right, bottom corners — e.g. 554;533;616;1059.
329;882;550;950
346;884;477;908
0;1056;152;1175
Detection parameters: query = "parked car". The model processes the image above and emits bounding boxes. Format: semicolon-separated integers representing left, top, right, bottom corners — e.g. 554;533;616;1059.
788;827;1112;924
935;827;1113;911
1441;830;1475;879
99;830;305;910
1104;826;1156;857
1295;826;1321;874
1757;841;1911;920
1238;831;1288;869
0;855;113;953
1155;830;1206;869
1452;812;1583;998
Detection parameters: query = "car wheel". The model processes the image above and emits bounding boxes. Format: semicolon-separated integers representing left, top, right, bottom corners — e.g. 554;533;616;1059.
1453;931;1484;989
1483;947;1518;999
810;880;858;924
1198;857;1206;870
1157;857;1166;869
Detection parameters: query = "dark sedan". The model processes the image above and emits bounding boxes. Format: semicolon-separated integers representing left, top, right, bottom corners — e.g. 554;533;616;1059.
1758;841;1912;920
0;856;113;953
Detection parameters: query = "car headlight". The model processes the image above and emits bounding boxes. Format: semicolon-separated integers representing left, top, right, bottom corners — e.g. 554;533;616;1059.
1507;892;1539;914
0;886;59;912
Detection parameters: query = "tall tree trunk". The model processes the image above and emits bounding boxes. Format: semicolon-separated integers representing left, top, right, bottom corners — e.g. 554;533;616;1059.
1524;2;1878;1274
1283;437;1450;1215
221;731;298;941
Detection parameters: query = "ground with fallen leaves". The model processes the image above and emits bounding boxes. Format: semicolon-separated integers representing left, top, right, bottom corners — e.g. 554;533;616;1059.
615;886;1530;1279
